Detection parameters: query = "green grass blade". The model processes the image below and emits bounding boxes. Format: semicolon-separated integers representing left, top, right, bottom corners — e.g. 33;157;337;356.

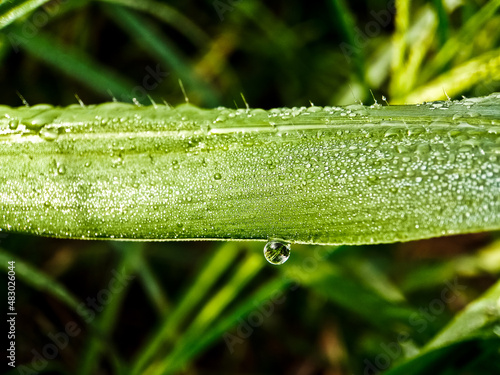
389;0;410;97
402;239;500;293
98;0;210;47
110;241;170;316
426;280;500;349
421;0;500;81
130;242;240;375
135;252;170;315
364;6;436;91
3;26;138;101
0;0;50;29
405;48;500;103
145;251;264;375
328;0;365;86
103;4;219;107
162;277;291;375
343;256;406;303
0;247;91;319
432;0;450;47
179;251;263;335
392;5;438;100
386;277;500;374
284;261;418;329
78;244;137;375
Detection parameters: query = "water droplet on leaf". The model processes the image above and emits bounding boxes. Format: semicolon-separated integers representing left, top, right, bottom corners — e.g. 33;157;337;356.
8;119;19;130
39;126;59;141
57;164;66;175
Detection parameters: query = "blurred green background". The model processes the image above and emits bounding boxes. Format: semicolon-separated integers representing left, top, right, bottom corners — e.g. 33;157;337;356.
1;0;500;374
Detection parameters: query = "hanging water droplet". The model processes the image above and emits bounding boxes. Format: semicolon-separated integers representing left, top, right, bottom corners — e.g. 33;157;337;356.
263;239;291;265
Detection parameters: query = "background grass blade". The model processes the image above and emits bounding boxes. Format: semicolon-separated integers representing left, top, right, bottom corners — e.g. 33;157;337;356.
432;0;450;47
392;5;437;100
4;26;138;102
178;252;263;336
0;247;92;320
148;252;264;375
130;242;241;375
98;0;210;48
162;277;291;375
389;0;410;97
426;279;500;349
421;0;500;81
405;48;500;103
134;251;170;316
284;261;419;330
385;278;500;374
103;3;219;107
362;6;435;96
0;0;51;29
78;243;137;375
328;0;366;88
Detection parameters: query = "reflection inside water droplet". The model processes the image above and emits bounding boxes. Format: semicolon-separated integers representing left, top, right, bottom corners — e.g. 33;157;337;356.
263;240;291;265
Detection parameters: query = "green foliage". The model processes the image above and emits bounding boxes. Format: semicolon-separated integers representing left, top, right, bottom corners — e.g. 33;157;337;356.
1;0;500;106
0;0;500;374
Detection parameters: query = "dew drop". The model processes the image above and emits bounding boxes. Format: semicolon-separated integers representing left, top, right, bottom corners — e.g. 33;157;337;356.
307;106;323;113
214;115;227;123
384;128;400;137
39;126;59;141
263;240;291;265
57;164;66;175
213;173;222;180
